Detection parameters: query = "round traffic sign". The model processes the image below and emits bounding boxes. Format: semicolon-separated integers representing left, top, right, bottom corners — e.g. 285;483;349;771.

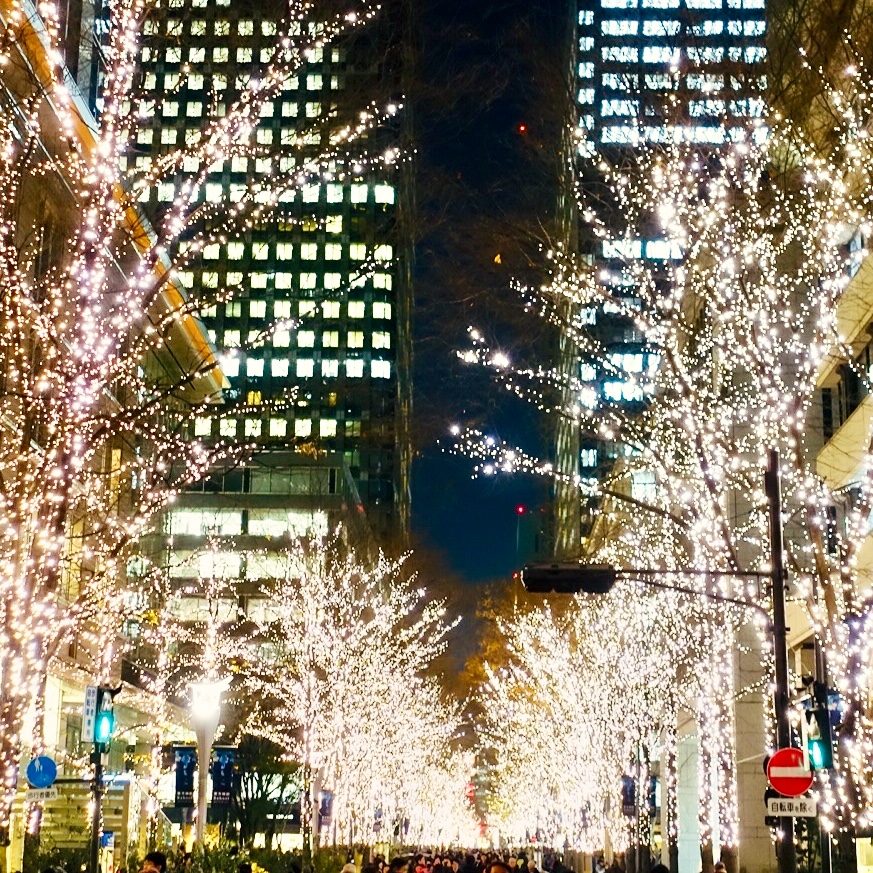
767;747;813;797
26;756;57;789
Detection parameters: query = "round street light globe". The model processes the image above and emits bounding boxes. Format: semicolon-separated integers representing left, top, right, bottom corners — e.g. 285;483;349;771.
189;678;228;727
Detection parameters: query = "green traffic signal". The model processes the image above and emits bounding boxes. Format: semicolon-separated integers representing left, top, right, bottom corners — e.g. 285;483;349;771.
94;709;114;745
806;708;833;770
809;737;828;769
93;686;118;747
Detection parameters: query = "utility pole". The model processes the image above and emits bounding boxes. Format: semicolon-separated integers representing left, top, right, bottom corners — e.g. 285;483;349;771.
765;449;796;873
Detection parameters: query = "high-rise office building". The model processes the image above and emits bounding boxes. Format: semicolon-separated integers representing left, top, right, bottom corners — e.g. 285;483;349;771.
576;0;766;148
135;0;413;548
552;4;773;867
556;0;766;545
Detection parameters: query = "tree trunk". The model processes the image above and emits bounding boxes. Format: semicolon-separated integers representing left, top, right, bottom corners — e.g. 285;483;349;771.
698;726;714;873
664;726;679;873
834;831;858;873
718;844;738;873
0;666;29;831
668;843;679;873
699;841;714;873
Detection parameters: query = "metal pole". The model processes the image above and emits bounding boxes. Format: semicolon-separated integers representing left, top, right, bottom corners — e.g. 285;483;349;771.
765;449;796;873
89;746;103;873
813;632;833;873
195;724;212;846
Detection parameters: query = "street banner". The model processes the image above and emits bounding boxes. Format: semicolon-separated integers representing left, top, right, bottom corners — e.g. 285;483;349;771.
318;790;333;831
174;746;196;808
211;746;236;806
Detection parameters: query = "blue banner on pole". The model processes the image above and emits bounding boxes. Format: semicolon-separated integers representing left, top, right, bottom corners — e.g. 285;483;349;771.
174;746;196;808
211;746;235;806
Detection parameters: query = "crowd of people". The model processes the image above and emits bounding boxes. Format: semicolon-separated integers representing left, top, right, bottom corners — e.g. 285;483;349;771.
137;846;729;873
349;851;728;873
357;852;554;873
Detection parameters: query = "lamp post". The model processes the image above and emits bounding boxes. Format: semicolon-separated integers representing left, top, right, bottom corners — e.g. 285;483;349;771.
189;677;227;846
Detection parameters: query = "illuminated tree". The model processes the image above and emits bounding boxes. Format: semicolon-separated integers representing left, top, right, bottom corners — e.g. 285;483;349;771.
0;0;390;826
455;65;873;846
239;530;461;852
478;593;714;862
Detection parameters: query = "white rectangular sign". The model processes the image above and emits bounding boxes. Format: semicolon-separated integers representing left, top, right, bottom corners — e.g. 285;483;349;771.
767;796;817;817
82;685;98;743
25;787;58;803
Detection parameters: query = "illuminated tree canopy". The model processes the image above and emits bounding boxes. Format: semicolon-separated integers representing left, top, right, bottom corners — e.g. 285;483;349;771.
457;64;873;840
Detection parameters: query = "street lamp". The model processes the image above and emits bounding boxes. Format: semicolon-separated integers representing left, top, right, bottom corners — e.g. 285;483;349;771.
522;450;797;873
189;677;228;846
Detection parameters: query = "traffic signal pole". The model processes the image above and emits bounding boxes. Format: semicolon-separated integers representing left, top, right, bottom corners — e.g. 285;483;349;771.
523;450;800;873
765;449;796;873
89;746;104;873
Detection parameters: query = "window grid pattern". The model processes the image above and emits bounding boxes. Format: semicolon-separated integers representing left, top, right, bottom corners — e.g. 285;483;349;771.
138;0;404;524
577;0;766;146
571;0;765;531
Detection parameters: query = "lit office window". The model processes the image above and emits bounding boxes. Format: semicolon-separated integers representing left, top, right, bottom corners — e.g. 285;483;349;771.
603;46;638;62
602;19;638;34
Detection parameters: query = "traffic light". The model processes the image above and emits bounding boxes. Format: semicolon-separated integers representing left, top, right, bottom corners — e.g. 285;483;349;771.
94;687;116;749
806;708;833;770
521;563;617;594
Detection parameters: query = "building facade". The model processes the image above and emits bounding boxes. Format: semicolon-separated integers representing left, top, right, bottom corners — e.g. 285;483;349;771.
137;0;413;548
557;0;767;542
553;1;773;869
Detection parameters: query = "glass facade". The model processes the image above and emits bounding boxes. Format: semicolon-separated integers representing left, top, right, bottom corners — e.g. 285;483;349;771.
567;0;766;537
577;0;766;148
135;0;411;542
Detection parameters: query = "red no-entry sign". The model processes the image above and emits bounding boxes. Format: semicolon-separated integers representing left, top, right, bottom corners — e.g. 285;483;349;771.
767;747;813;797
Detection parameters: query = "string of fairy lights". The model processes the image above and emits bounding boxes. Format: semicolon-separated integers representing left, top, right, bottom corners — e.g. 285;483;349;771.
0;0;439;838
455;58;873;849
233;531;472;847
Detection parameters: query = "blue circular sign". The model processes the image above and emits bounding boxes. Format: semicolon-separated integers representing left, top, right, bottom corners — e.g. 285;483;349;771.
26;756;57;789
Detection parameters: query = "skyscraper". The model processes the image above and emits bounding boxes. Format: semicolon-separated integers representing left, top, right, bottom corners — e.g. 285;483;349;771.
135;0;412;547
556;0;766;545
577;0;766;149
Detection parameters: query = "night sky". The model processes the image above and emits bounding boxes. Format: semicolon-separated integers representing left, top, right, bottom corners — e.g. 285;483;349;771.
408;0;566;584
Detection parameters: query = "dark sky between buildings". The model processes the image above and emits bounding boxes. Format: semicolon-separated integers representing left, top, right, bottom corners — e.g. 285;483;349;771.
408;0;568;584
